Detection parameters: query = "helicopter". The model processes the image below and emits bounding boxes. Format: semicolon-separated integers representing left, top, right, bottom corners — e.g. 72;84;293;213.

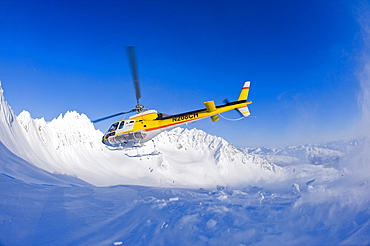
93;46;252;147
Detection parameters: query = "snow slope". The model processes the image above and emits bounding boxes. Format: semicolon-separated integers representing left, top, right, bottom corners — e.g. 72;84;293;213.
1;139;370;245
1;83;370;245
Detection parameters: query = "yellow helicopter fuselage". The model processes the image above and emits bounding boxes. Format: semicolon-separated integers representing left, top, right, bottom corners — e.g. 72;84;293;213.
102;81;252;146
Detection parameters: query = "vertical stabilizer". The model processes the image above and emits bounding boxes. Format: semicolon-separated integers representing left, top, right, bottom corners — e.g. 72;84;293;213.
237;81;251;117
238;81;250;101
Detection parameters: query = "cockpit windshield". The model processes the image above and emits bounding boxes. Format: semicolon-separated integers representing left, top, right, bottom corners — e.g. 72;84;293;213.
108;122;119;132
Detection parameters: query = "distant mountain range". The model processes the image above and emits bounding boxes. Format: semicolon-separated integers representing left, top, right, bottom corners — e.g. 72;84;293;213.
242;139;361;167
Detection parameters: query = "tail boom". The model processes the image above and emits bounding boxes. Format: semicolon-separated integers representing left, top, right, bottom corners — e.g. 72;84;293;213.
211;81;252;118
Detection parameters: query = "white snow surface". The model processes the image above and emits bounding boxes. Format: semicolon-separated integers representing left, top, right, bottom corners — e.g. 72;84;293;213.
1;84;370;245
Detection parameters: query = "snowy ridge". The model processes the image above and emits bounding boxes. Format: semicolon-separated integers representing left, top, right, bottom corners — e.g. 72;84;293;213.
0;84;53;169
156;128;281;172
0;84;21;151
0;85;282;187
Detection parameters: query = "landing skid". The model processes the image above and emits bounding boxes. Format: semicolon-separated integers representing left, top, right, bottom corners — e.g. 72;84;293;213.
125;150;161;158
112;140;162;157
104;140;144;151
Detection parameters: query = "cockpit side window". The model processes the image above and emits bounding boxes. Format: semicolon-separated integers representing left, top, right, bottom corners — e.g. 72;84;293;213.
156;112;171;120
108;123;119;132
119;121;125;129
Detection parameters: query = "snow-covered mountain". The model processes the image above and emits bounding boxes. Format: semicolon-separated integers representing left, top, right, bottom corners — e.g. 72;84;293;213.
1;83;370;246
0;84;282;188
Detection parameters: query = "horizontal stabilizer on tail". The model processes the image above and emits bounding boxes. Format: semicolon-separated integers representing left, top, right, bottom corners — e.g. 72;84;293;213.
237;105;250;117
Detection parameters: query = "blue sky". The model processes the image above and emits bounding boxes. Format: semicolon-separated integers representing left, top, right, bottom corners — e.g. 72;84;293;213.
0;0;365;147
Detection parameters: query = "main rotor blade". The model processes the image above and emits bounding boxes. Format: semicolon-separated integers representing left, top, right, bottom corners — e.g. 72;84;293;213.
92;109;135;123
127;46;141;104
